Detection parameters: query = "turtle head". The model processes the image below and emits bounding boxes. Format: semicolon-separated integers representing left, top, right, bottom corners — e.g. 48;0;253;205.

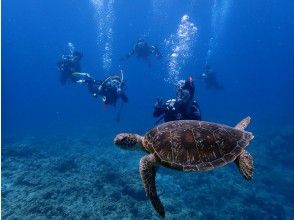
114;133;142;148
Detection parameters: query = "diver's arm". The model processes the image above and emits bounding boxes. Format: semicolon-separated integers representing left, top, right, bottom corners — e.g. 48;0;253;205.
153;98;166;117
56;61;62;70
191;101;202;120
120;49;134;61
153;107;165;117
126;49;134;59
150;46;162;59
57;59;67;72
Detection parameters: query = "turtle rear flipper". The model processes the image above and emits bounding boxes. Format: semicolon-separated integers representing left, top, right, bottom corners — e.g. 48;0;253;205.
235;150;254;180
139;154;165;218
235;116;251;130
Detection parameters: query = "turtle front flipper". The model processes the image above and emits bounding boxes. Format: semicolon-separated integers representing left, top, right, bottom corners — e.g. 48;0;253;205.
235;150;254;180
139;154;165;218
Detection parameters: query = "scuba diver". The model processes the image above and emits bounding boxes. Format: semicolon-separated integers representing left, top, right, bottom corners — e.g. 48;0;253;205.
153;76;201;123
201;65;223;90
57;50;85;85
120;38;162;63
57;48;95;86
88;70;128;106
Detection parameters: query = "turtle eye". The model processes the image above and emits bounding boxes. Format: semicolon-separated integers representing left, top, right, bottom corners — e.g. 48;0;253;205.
122;136;135;146
123;137;132;146
121;137;127;144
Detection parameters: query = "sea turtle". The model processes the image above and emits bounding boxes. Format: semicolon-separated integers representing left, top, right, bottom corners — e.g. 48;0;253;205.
114;117;254;218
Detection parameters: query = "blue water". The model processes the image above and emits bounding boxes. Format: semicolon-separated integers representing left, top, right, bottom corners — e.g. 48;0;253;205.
2;0;294;219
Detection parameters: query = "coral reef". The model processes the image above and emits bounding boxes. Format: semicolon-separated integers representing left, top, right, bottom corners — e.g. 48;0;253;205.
2;127;294;219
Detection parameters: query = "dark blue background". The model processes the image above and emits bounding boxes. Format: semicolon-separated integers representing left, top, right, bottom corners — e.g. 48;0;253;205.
3;0;294;138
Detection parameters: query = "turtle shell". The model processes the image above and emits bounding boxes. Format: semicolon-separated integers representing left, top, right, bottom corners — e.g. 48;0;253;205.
143;120;253;171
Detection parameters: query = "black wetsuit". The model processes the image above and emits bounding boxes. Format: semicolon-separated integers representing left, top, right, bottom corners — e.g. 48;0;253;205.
153;99;201;123
57;53;82;85
153;78;201;123
91;75;128;106
122;39;162;61
202;68;223;90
